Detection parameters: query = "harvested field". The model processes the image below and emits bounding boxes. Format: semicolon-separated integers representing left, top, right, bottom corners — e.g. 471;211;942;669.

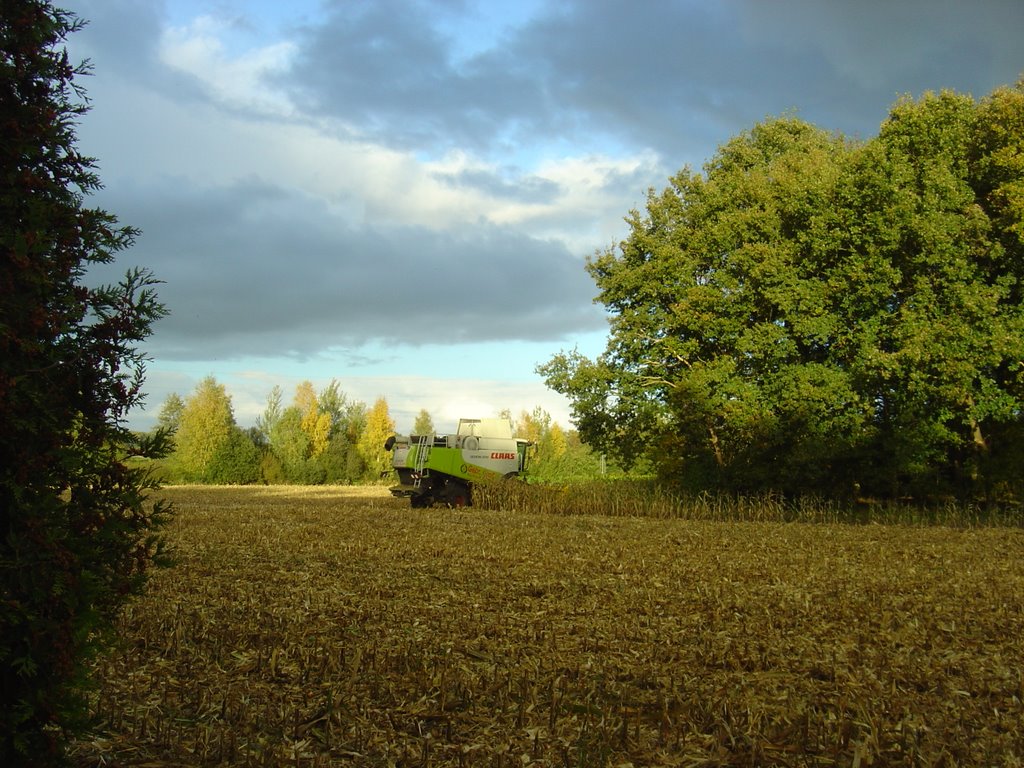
73;486;1024;766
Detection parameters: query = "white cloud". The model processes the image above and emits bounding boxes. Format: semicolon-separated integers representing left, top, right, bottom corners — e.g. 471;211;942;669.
159;14;298;116
502;151;663;252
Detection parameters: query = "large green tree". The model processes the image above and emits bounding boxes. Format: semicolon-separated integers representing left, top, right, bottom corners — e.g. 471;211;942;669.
542;82;1024;500
1;2;170;760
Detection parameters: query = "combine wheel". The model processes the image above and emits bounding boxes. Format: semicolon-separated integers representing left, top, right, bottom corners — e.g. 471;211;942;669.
439;479;472;508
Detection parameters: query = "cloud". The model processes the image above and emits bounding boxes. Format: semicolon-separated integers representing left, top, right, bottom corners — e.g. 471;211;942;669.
89;176;606;360
284;0;544;153
62;0;1024;432
741;0;1024;94
159;14;298;116
282;0;1024;160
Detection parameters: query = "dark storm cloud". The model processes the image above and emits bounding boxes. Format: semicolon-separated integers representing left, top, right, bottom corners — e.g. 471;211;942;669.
87;179;604;360
286;0;1024;160
70;0;163;70
283;0;545;152
67;0;215;106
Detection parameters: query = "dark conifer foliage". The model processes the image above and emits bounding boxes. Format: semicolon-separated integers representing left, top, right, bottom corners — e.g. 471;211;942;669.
1;2;170;760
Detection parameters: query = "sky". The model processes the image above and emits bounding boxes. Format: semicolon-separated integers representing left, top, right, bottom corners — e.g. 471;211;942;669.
61;0;1024;435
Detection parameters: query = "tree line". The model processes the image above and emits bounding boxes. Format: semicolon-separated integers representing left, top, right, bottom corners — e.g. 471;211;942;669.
542;79;1024;503
152;377;609;485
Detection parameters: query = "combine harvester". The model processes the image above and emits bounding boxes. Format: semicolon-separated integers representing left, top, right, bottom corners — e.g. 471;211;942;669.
384;418;530;507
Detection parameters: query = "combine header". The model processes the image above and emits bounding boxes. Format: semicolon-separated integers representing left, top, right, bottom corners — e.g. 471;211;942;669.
384;418;529;507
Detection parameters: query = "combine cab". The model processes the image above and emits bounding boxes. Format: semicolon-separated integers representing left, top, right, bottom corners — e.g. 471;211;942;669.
385;418;529;507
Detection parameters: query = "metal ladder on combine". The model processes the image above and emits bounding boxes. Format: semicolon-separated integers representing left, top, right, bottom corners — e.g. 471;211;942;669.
413;434;431;488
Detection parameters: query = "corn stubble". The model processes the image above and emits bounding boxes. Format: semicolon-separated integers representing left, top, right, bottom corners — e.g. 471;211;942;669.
72;486;1024;766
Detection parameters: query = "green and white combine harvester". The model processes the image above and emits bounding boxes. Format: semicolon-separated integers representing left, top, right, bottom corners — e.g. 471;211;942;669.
384;418;530;507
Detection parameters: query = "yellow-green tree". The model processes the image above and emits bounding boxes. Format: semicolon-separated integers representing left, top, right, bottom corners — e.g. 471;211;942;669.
295;380;331;457
174;377;235;480
516;406;547;446
358;397;395;481
549;421;569;459
517;407;567;467
515;407;606;482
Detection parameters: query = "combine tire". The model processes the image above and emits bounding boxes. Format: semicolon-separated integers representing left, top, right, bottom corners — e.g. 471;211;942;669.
410;493;432;508
438;479;472;508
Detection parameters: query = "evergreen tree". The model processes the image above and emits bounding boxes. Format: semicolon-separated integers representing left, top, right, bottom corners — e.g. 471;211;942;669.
1;3;170;759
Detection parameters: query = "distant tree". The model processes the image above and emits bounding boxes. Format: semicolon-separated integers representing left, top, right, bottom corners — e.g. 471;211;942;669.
543;82;1024;499
559;428;614;481
345;400;369;478
319;433;352;483
318;379;347;434
262;382;360;483
256;384;283;445
244;425;267;451
269;406;312;481
358;397;396;480
313;393;369;484
413;408;434;436
208;427;260;484
317;381;366;483
516;408;576;482
156;392;185;433
549;422;569;463
0;2;170;760
531;423;610;483
517;406;551;446
295;380;331;457
174;377;236;481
